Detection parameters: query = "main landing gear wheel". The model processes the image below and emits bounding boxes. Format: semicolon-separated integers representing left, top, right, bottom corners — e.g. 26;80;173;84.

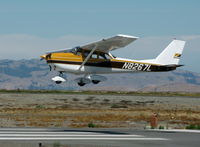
92;80;100;84
78;82;86;86
55;81;62;84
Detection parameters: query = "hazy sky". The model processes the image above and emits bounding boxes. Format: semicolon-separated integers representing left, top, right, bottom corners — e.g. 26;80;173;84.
0;0;200;72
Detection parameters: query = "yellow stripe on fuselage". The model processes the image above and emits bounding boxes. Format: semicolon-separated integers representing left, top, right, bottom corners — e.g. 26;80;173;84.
47;52;160;66
50;53;83;62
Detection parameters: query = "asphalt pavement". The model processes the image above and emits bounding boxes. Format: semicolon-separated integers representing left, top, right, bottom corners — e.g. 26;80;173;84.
0;128;199;147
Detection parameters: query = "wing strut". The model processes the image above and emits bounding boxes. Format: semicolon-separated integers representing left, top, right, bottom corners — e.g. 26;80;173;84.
78;45;97;71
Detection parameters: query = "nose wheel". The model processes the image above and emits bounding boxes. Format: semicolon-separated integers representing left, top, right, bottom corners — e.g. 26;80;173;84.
52;72;66;84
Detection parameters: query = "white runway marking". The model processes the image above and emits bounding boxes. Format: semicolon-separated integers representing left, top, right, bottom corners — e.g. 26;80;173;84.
0;134;143;137
148;129;200;133
0;131;95;134
0;137;169;141
0;130;169;141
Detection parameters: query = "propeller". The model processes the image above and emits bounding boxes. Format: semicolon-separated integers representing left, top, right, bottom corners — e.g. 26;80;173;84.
40;53;51;61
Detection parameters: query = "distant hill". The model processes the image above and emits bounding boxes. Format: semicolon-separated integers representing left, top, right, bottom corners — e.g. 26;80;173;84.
0;59;200;92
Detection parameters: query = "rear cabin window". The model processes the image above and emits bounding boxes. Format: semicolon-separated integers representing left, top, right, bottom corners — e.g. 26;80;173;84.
91;53;98;59
99;53;111;59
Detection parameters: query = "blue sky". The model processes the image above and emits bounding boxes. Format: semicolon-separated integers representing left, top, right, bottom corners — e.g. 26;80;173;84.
0;0;199;37
0;0;200;72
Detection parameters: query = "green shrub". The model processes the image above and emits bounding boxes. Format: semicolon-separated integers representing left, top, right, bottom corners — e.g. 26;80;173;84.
159;125;164;129
111;104;128;108
53;142;61;147
88;122;96;128
35;105;44;109
186;124;200;130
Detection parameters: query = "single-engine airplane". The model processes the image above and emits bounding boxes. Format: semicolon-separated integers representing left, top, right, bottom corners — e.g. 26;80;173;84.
40;34;186;86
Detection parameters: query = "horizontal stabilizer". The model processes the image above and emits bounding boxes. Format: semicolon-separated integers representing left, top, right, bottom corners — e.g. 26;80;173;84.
165;64;184;68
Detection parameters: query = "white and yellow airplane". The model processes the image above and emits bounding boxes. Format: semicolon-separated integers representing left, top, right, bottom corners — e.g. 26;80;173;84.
41;34;186;86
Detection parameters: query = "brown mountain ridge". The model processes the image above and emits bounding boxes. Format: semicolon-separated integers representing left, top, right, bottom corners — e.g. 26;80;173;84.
0;59;200;92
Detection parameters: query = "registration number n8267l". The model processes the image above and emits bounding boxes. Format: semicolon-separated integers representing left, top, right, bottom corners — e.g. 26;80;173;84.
122;62;151;71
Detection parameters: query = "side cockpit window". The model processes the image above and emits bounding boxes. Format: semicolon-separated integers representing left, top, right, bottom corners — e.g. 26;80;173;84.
82;50;112;60
83;51;89;57
99;54;107;59
105;54;111;59
83;51;98;59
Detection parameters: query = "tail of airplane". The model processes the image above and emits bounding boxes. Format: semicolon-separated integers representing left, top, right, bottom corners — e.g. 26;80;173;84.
155;40;186;65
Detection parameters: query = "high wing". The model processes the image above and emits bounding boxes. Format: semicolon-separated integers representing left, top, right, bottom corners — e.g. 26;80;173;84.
44;34;138;70
46;34;138;54
81;34;138;53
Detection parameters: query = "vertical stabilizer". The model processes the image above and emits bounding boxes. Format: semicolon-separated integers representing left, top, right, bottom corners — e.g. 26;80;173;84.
155;40;186;65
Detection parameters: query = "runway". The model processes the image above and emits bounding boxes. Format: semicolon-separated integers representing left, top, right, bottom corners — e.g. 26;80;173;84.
0;128;199;147
0;129;168;141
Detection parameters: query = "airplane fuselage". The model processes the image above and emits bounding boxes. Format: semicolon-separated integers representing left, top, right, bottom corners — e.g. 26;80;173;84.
41;35;185;86
45;51;178;75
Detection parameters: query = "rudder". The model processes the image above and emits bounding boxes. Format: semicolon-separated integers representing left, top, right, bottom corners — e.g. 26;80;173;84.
155;40;186;65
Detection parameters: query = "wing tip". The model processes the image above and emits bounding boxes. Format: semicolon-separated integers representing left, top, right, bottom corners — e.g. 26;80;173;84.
117;34;139;39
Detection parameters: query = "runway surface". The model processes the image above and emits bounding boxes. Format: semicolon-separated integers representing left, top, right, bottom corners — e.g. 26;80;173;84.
0;128;199;147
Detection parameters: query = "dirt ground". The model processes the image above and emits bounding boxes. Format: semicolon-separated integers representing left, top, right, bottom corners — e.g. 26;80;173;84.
0;93;200;129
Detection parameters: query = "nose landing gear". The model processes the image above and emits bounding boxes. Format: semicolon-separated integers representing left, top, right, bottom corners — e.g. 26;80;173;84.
52;72;66;84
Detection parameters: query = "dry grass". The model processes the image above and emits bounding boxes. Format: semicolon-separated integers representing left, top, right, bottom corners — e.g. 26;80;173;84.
0;106;200;128
0;93;200;128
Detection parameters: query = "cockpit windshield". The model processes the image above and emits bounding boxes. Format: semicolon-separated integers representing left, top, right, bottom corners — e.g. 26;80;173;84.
66;47;82;55
68;47;115;59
